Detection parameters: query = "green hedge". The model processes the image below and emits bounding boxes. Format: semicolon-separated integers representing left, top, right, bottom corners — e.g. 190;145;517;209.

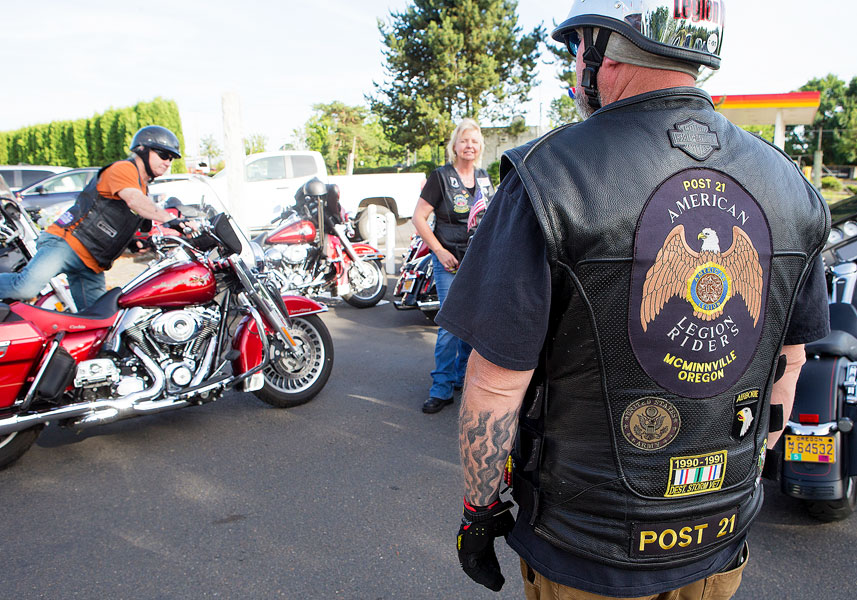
0;97;185;173
821;176;844;191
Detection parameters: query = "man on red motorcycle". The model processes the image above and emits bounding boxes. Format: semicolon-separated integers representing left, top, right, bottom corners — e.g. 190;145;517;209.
0;126;192;309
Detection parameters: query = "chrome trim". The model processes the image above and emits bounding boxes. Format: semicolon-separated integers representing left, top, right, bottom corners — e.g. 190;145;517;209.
786;421;838;436
0;344;168;436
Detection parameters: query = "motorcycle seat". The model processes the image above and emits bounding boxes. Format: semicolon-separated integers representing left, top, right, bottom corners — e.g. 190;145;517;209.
10;287;122;335
805;330;857;360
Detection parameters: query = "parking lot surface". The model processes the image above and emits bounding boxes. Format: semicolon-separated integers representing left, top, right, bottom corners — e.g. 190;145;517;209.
1;256;855;599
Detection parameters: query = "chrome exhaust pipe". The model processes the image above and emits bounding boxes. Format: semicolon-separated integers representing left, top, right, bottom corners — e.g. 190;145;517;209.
0;345;170;436
67;345;174;430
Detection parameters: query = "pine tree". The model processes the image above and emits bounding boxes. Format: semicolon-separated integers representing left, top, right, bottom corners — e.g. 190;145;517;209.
369;0;543;150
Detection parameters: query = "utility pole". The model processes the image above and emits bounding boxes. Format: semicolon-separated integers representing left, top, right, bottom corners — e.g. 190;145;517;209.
812;126;823;189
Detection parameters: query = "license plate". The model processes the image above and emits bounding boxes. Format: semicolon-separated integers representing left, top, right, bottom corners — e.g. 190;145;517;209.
784;435;836;463
402;278;416;293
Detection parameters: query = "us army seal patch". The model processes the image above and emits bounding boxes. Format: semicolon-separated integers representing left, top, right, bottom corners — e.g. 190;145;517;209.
621;397;681;451
628;169;772;398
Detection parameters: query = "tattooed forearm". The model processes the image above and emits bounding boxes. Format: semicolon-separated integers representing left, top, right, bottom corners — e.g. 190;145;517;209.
458;351;532;506
459;404;520;506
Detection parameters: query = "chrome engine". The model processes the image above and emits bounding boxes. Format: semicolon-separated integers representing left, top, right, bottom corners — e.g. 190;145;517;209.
265;245;330;294
84;305;222;397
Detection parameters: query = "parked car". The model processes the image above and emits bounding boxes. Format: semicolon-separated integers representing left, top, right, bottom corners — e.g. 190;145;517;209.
16;167;99;223
0;165;70;192
209;151;425;238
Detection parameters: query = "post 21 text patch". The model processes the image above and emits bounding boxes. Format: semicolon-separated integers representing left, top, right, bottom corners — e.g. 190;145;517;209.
628;169;772;398
630;507;738;558
665;450;727;497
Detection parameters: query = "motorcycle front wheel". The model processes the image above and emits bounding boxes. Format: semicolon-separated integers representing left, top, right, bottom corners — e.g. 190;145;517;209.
806;475;857;522
254;314;334;408
0;425;43;470
343;260;387;308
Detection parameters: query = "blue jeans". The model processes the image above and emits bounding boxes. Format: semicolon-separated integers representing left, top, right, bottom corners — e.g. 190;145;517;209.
429;252;472;400
0;233;105;309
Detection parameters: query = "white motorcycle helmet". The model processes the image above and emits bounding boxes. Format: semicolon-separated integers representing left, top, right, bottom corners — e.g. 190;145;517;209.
552;0;725;109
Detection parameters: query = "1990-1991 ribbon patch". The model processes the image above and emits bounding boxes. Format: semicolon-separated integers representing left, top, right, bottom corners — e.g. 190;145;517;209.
628;169;772;398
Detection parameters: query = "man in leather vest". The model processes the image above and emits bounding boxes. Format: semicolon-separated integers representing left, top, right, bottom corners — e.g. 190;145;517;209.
440;2;831;598
0;126;191;310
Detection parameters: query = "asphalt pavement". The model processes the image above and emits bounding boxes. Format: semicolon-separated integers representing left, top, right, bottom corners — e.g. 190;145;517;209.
0;228;855;599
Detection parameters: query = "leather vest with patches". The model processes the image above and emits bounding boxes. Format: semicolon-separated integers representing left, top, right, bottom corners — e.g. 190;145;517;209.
434;164;494;261
57;159;146;269
502;88;829;568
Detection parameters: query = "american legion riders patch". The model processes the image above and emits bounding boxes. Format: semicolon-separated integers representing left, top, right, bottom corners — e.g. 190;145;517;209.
628;169;772;399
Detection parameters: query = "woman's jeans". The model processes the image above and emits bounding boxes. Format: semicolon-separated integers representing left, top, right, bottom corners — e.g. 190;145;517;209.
429;252;472;400
0;233;105;309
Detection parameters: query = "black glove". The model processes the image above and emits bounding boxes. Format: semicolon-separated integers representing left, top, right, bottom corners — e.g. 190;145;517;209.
164;217;190;233
457;498;515;592
127;237;152;253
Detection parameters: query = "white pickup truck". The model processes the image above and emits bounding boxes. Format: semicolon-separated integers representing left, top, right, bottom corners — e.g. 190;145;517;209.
203;150;425;238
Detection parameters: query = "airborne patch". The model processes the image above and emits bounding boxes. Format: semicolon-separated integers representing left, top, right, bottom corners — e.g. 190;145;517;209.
621;397;681;451
735;389;760;405
665;450;727;497
628;169;772;398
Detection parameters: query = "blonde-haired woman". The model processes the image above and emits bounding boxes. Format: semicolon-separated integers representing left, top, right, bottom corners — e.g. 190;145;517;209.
412;118;495;413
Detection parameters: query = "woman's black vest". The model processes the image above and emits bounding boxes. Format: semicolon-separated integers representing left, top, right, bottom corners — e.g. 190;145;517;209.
502;88;830;569
56;159;146;269
433;164;494;261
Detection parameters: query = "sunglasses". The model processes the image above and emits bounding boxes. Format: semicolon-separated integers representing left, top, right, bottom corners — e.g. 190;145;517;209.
153;149;177;161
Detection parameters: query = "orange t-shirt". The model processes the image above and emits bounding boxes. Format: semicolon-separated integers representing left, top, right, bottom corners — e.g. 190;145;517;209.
47;161;147;273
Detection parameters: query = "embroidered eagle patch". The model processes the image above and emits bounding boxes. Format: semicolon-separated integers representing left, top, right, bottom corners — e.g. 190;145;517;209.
628;169;772;398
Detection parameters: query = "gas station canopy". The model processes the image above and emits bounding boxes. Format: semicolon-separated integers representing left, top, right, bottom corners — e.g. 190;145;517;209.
710;91;821;149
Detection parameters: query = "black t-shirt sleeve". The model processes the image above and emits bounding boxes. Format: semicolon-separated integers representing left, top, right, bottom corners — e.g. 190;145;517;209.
784;255;829;345
436;172;550;371
420;169;444;209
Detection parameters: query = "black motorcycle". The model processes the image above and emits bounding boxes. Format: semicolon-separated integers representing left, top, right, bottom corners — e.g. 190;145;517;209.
780;195;857;521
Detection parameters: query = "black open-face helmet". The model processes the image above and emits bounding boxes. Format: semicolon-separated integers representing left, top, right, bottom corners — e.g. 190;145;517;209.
131;126;182;159
552;0;725;109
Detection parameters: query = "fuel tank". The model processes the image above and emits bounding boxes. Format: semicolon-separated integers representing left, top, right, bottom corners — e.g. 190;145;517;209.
119;261;216;308
267;219;316;245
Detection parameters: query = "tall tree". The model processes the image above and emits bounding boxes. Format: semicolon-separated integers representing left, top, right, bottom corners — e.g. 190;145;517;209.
787;74;857;166
244;133;268;155
370;0;544;149
199;134;221;164
544;40;580;127
304;102;403;174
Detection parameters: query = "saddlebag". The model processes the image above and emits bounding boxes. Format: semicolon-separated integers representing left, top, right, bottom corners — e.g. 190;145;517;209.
847;402;857;479
33;346;76;403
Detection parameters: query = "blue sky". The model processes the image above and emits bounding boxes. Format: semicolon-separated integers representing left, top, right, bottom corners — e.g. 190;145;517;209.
2;1;854;156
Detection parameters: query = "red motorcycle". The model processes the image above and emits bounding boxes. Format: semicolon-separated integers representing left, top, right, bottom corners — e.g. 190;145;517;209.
260;178;387;308
392;231;438;321
0;212;334;469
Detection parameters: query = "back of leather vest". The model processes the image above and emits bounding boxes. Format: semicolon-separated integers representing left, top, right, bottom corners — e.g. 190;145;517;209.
503;88;830;568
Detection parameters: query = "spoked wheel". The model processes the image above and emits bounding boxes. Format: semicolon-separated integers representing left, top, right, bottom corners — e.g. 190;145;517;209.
254;314;334;408
343;260;387;308
0;426;43;470
806;475;857;522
